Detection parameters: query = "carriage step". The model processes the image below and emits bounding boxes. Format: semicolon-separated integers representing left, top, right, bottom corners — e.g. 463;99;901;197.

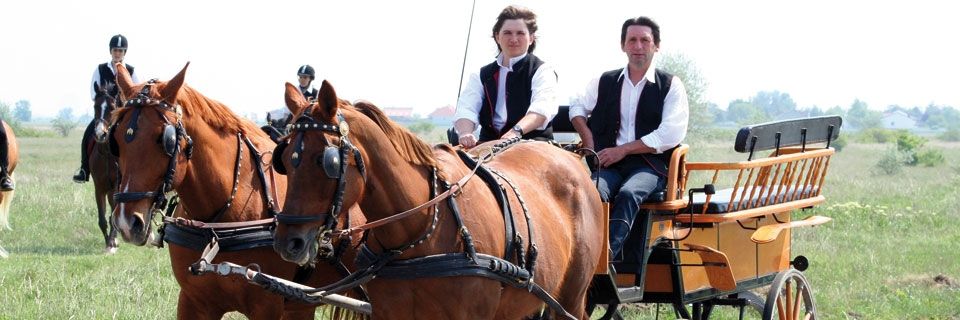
750;215;832;244
683;243;736;291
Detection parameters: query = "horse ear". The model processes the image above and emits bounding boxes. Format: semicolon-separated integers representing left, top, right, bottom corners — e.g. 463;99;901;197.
115;62;136;100
161;62;189;105
316;80;339;119
284;82;308;115
94;82;102;94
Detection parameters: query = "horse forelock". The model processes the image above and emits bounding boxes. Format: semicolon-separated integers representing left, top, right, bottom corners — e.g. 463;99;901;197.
349;101;436;168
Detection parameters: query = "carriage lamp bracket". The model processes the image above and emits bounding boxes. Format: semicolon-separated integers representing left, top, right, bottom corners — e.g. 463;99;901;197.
669;184;717;242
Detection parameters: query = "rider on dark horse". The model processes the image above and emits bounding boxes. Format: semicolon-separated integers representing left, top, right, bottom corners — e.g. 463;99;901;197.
74;34;139;183
261;65;317;142
0;118;12;191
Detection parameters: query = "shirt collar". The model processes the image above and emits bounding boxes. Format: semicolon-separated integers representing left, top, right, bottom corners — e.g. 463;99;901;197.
497;53;529;71
618;63;658;85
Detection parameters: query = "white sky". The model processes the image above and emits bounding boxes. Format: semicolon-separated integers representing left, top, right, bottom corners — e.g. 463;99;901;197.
2;0;958;119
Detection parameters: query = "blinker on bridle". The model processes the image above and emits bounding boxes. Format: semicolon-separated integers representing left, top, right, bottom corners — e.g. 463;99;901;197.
272;108;365;229
111;79;195;223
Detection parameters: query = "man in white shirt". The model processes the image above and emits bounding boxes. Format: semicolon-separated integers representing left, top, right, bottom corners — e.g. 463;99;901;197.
453;5;558;148
569;17;689;263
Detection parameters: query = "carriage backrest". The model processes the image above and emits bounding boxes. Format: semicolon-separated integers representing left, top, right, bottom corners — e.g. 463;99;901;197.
734;116;842;158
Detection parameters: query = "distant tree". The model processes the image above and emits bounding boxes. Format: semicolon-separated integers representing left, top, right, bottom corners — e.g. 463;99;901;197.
920;104;960;129
407;120;436;137
802;106;824;117
825;105;845;118
0;101;11;120
727;99;770;125
846;99;882;129
51;107;78;137
751;91;798;120
13;100;31;122
704;102;724;124
658;52;711;131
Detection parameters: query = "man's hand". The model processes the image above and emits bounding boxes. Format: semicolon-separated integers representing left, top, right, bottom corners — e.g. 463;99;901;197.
459;133;478;148
500;131;520;140
597;145;627;168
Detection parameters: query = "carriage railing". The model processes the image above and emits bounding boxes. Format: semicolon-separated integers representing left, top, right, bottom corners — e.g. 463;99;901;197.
678;146;834;224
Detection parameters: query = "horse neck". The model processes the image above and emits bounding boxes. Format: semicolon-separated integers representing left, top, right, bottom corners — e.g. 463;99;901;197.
175;120;274;223
353;133;440;250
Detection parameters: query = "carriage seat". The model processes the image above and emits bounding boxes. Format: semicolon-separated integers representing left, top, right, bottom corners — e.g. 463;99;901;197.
677;116;842;223
686;185;820;214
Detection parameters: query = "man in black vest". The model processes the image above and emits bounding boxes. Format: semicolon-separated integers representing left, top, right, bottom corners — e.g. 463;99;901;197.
296;64;318;101
570;17;689;262
74;34;139;183
453;5;558;148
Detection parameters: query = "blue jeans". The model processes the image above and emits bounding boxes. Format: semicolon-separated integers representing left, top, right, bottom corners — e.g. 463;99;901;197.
594;164;665;260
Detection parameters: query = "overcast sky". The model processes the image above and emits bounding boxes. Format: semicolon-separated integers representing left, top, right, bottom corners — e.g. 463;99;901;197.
1;0;958;119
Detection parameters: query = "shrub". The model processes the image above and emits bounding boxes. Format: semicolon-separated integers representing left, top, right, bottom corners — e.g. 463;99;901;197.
939;128;960;142
915;149;945;167
855;127;897;143
832;134;848;152
873;147;907;175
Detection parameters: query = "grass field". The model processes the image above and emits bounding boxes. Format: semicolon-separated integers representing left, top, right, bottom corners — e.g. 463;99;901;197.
1;132;958;319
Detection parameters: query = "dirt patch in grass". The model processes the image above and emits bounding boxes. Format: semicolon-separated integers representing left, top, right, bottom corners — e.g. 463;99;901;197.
887;273;960;289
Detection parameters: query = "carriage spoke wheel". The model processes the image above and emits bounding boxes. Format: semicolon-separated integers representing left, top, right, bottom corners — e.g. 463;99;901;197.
762;268;816;320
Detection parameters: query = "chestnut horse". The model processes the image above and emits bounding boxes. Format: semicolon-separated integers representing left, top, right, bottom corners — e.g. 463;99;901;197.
0;120;17;258
110;63;365;319
272;81;604;319
89;83;120;254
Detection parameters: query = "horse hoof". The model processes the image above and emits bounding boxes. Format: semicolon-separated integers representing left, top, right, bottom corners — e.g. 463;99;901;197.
105;246;118;255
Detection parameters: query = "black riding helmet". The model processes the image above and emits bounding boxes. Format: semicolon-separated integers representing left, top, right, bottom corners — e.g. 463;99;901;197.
110;34;128;50
297;65;315;80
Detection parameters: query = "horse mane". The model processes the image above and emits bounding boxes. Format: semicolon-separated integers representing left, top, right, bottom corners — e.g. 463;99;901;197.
111;83;269;142
350;101;436;167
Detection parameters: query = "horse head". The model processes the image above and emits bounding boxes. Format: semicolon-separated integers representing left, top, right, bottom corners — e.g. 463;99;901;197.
272;81;368;265
109;62;191;245
92;82;119;143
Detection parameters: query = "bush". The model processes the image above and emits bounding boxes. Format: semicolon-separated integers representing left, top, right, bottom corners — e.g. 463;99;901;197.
855;127;897;143
832;134;848;152
873;147;907;175
915;149;945;167
939;128;960;142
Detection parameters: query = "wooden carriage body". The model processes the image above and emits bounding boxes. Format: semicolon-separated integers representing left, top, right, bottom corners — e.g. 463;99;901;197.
546;109;843;319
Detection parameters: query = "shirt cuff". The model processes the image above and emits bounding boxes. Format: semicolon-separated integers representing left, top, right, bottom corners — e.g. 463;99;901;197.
640;134;665;154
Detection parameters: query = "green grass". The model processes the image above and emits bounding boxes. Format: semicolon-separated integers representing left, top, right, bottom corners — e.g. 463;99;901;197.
2;133;959;319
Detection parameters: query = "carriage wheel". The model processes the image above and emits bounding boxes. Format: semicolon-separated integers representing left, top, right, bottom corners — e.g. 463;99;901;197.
762;268;817;320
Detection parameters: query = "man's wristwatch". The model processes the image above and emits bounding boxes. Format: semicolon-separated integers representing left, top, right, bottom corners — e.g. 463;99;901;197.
512;125;524;136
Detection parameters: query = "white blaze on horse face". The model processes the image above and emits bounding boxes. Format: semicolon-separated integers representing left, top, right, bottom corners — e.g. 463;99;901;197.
117;179;132;233
99;100;108;121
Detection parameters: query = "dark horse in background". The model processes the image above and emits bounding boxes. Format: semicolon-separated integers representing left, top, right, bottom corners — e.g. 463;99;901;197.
272;81;604;319
89;82;120;254
0;120;17;258
109;63;365;319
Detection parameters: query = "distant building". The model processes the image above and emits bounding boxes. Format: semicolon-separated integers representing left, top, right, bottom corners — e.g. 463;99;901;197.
383;107;417;125
428;105;455;126
881;110;918;130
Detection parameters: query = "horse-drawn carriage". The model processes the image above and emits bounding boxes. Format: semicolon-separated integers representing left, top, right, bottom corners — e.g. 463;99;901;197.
211;102;840;320
106;65;840;319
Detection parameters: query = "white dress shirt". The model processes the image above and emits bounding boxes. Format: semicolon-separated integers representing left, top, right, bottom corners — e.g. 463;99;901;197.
91;62;140;100
454;53;558;132
569;65;688;154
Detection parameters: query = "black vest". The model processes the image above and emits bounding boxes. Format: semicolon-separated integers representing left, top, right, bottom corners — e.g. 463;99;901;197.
98;63;134;98
300;86;318;101
587;68;675;175
477;54;554;142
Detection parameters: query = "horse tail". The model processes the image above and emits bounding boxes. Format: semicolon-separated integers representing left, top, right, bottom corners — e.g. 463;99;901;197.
0;173;13;231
